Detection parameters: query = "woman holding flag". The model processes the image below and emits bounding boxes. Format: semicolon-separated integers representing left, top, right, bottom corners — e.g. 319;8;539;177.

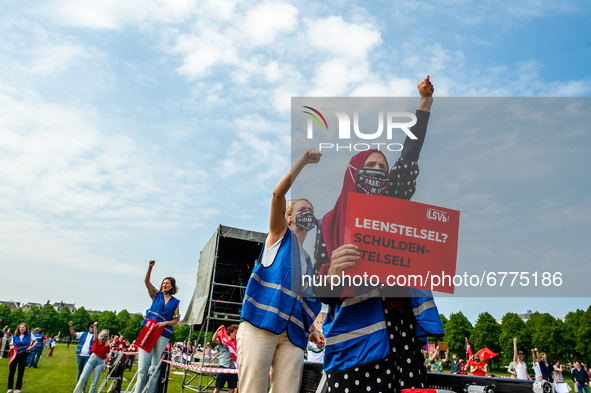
213;324;239;393
312;76;444;392
7;323;37;393
134;261;180;393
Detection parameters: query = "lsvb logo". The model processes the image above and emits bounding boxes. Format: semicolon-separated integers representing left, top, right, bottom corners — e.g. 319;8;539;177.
427;208;449;223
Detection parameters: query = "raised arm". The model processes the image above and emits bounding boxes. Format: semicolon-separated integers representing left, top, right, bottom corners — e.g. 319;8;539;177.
267;148;321;247
212;325;224;345
69;321;76;338
93;322;98;341
145;260;157;296
513;338;518;363
443;349;449;363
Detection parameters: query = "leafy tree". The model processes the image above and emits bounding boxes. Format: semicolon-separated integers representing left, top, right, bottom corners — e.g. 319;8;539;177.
25;306;42;330
471;312;501;367
117;310;131;332
9;308;26;332
98;311;121;336
0;305;13;330
563;309;585;361
58;307;73;335
576;305;591;364
426;313;448;345
171;324;191;343
499;312;530;362
526;312;567;360
38;304;60;335
444;311;473;355
71;307;91;333
123;314;144;342
90;313;101;323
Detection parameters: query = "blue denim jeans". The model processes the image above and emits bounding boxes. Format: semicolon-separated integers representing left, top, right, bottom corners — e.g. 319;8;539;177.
577;384;590;393
27;348;43;367
135;335;169;393
74;354;104;393
76;354;91;389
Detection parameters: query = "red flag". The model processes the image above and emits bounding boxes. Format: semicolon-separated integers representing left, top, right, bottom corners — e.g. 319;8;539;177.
466;338;476;367
216;326;238;369
8;347;17;364
476;347;498;362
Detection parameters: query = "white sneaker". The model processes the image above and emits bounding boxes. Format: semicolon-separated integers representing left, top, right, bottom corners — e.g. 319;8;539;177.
14;390;21;393
7;389;14;393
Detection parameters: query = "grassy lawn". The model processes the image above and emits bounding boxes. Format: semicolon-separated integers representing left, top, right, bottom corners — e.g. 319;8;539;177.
0;343;213;393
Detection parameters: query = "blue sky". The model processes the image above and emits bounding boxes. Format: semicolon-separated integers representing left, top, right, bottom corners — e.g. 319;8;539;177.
0;0;590;323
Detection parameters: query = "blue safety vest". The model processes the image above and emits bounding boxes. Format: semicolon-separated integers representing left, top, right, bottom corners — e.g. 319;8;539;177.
13;333;32;355
323;288;444;373
34;334;44;349
241;228;321;350
142;291;180;339
76;331;94;355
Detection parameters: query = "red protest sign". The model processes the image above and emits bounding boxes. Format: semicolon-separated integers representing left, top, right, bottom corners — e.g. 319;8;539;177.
8;346;16;364
136;318;164;353
343;193;459;293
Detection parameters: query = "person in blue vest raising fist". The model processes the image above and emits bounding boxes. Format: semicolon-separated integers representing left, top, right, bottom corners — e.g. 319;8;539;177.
7;322;37;393
134;260;180;393
312;76;445;393
69;319;97;390
237;148;324;393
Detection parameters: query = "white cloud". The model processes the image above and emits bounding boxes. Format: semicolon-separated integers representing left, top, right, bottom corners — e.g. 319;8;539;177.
47;0;201;29
242;2;299;46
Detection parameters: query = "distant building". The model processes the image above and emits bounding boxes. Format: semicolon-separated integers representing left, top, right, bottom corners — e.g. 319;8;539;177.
87;310;103;316
518;310;534;322
22;302;43;312
53;301;77;313
0;300;20;310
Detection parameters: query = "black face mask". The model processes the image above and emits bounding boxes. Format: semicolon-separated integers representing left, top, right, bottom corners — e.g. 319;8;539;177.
350;165;390;195
295;210;316;232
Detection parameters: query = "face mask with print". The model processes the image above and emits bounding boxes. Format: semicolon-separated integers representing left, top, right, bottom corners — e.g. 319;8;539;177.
89;327;94;333
101;335;108;341
349;165;390;195
295;210;316;232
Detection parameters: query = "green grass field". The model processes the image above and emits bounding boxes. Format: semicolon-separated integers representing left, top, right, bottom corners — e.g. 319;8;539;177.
0;344;580;393
0;343;213;393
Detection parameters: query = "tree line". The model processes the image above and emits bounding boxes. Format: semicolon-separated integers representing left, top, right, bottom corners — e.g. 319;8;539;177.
429;305;591;367
0;304;203;344
3;303;590;363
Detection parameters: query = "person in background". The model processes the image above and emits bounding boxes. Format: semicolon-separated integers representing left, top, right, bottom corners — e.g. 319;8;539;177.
306;332;325;364
48;332;60;357
450;353;462;374
7;322;37;393
212;324;239;393
553;360;572;393
70;320;97;390
572;360;590;393
471;353;487;376
508;360;517;379
513;338;531;380
126;340;139;371
459;359;468;375
532;348;543;381
540;352;554;382
27;328;45;368
73;322;110;393
429;347;449;373
204;342;212;364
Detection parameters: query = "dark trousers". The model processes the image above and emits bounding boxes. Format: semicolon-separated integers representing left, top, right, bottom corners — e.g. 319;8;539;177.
8;352;28;390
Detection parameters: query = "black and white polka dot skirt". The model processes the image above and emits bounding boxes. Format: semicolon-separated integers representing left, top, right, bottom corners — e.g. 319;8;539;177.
326;302;428;393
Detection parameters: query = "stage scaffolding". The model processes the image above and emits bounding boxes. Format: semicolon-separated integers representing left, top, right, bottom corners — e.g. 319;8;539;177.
180;225;266;392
